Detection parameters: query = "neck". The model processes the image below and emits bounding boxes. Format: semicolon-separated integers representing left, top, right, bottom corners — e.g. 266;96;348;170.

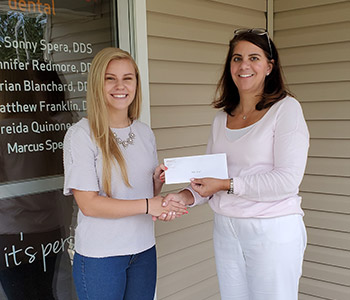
238;93;260;114
109;110;130;128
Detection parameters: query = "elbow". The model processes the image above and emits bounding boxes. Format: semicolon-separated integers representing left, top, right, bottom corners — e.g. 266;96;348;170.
79;206;95;217
274;170;304;196
73;190;99;217
257;170;303;201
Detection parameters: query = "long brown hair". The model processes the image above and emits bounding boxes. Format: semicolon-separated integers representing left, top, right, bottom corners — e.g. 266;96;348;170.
86;47;142;196
212;31;292;115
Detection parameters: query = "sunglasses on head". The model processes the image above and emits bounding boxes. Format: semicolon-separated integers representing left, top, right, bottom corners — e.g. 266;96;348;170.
233;28;273;59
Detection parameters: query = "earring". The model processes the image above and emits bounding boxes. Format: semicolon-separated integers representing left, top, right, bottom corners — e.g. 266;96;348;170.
266;73;270;76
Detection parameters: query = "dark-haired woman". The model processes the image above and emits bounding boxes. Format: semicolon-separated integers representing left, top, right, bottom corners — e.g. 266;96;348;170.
163;29;309;300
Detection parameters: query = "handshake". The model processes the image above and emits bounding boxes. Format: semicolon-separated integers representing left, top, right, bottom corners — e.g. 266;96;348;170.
150;162;228;221
149;164;193;222
149;190;194;222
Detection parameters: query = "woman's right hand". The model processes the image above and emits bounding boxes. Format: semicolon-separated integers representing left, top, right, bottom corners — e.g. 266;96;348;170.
148;195;188;218
155;190;194;221
190;177;230;197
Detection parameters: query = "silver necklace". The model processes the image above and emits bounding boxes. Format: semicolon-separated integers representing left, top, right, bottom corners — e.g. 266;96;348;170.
112;125;136;149
241;108;256;120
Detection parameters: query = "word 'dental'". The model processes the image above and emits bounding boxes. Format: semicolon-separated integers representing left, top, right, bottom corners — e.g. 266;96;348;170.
8;0;56;15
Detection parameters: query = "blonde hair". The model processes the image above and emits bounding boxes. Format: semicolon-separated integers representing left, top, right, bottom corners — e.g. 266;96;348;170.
87;47;142;196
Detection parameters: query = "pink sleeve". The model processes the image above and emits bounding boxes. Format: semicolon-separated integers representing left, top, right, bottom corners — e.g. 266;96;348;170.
233;100;309;202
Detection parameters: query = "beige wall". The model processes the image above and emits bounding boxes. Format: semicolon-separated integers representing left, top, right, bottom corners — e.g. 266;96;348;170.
147;0;266;299
274;0;350;299
147;0;350;299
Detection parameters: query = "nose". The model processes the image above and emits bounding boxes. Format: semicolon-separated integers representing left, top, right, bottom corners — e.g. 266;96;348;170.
240;58;250;69
114;79;124;89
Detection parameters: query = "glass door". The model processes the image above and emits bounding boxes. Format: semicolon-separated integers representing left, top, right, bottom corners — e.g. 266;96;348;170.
0;1;132;298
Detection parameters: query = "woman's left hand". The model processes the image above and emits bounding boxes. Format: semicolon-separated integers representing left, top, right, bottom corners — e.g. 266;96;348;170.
153;163;167;184
190;177;229;197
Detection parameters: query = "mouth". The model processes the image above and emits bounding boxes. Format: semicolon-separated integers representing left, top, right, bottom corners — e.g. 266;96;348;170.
238;74;254;78
112;94;128;99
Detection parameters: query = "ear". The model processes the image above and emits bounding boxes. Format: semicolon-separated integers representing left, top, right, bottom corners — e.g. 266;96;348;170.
267;59;274;74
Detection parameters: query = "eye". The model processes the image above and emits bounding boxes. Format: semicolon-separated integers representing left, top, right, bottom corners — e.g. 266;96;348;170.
232;57;241;62
250;56;259;61
105;76;115;81
124;77;133;81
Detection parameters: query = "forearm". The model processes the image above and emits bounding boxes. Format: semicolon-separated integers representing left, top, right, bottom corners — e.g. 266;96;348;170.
73;190;148;218
153;180;163;196
233;168;305;202
153;163;166;196
73;190;187;219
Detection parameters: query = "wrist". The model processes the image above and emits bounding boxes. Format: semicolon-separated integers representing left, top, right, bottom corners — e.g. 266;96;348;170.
227;178;234;194
145;198;149;214
180;190;194;206
147;196;155;216
153;174;158;182
221;178;231;191
153;173;164;184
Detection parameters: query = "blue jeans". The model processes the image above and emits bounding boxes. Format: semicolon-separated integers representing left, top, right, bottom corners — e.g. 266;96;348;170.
73;246;156;300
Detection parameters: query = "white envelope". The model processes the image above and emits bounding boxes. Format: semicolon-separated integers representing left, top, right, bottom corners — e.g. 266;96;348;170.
164;153;228;184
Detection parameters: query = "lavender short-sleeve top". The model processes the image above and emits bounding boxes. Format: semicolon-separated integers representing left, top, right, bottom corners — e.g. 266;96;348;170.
63;118;157;257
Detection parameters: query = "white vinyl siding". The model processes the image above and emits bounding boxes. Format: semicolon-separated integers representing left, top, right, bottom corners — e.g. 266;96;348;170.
274;0;350;299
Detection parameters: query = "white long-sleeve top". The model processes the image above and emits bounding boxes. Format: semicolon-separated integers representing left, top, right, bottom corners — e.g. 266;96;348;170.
189;96;309;218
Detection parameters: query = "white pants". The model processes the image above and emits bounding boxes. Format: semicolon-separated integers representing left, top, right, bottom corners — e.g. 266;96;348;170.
213;214;307;300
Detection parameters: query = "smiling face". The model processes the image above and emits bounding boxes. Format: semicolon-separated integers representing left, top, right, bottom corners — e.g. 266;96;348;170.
104;58;137;116
230;40;273;97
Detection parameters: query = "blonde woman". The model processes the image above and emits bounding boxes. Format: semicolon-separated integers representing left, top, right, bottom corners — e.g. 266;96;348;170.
63;47;186;299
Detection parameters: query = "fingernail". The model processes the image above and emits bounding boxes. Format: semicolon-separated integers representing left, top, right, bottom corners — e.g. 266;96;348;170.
165;166;168;170
162;202;166;207
190;178;194;181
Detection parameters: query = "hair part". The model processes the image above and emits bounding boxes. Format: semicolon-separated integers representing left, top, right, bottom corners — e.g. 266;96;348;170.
212;31;292;115
86;47;142;196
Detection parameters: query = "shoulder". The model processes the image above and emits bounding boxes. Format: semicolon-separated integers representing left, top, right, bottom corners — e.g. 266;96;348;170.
213;110;226;123
133;120;154;137
132;120;157;152
211;110;226;129
216;110;227;118
271;96;308;134
64;118;93;146
274;96;303;112
67;118;90;134
267;96;305;121
133;119;151;130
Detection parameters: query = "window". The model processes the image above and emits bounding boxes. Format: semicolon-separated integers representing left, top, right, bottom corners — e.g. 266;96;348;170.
0;1;137;298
